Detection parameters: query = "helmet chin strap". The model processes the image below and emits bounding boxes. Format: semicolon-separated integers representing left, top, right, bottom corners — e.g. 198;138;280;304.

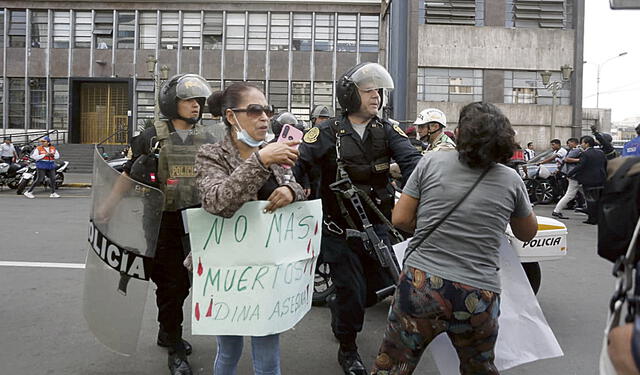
178;115;199;125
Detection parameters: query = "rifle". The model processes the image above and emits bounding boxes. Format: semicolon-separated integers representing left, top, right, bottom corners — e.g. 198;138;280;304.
329;177;401;287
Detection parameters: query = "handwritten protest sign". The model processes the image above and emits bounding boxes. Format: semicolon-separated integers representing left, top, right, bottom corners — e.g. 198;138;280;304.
186;200;322;336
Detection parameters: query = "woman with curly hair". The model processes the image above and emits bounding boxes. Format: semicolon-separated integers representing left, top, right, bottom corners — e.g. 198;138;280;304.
371;102;538;375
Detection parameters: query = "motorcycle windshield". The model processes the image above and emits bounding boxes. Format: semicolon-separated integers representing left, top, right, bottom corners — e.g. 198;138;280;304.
84;147;164;355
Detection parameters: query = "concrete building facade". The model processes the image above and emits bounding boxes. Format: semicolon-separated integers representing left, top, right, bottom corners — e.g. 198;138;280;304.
408;0;584;150
1;0;381;144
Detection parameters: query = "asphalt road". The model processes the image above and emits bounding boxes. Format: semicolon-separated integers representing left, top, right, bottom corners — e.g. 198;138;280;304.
0;186;611;375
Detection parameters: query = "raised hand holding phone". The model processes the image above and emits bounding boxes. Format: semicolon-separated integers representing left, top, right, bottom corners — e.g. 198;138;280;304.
276;124;304;168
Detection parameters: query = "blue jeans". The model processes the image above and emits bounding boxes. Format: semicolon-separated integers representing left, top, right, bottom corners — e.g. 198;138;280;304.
214;334;280;375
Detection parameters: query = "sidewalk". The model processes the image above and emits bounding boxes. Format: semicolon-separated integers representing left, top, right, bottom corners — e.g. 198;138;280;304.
62;172;92;188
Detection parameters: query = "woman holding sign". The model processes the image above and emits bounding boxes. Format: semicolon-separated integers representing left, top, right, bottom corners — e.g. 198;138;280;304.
371;102;538;375
195;82;305;375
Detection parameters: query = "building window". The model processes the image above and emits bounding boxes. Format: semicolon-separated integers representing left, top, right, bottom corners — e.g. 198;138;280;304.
225;12;246;50
424;0;484;26
417;67;483;102
136;80;155;130
139;11;157;50
52;11;70;48
52;79;68;130
160;12;179;50
510;0;567;29
203;12;223;50
0;10;4;48
248;13;267;51
117;11;135;49
313;82;333;108
268;81;288;111
207;80;222;91
359;14;379;53
31;11;48;49
8;79;25;129
291;81;311;121
74;11;91;48
182;12;201;50
292;13;312;51
8;10;26;48
504;70;570;105
270;13;289;51
314;14;334;52
29;79;47;129
93;11;113;49
337;14;356;52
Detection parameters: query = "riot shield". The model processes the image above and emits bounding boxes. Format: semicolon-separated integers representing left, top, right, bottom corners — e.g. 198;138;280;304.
83;146;164;355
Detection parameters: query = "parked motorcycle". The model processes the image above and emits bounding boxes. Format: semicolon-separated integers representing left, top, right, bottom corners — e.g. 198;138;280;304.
16;160;70;194
0;160;29;190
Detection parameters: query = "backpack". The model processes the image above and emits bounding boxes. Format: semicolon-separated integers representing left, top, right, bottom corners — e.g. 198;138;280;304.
598;157;640;262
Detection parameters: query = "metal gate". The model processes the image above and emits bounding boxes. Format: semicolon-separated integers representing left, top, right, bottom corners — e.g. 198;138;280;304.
80;83;129;144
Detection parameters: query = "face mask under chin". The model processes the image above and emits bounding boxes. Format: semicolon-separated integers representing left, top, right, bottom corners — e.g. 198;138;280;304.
232;112;265;148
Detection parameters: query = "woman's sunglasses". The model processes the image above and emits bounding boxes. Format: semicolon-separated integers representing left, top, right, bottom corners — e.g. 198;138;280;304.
231;104;275;118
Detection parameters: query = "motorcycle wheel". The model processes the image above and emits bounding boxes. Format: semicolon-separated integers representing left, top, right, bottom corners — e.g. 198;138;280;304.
7;179;19;189
521;262;541;295
534;180;554;204
16;179;29;195
55;172;64;188
313;261;336;306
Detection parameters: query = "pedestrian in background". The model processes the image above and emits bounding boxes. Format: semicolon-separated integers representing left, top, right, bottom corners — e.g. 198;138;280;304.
23;136;60;199
552;137;582;219
1;138;18;165
524;142;535;161
372;102;537;375
623;124;640;157
568;135;607;225
196;82;305;375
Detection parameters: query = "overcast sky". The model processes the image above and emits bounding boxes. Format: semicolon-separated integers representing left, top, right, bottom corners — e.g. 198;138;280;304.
583;2;640;122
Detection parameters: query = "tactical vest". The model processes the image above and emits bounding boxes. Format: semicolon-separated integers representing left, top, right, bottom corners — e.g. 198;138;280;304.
155;121;207;212
332;119;394;218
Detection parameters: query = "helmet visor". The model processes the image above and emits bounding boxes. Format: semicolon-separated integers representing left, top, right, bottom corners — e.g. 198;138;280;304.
350;63;395;92
175;75;212;100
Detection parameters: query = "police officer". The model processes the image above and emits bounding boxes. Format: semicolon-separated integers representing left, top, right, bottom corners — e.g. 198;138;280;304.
122;74;214;375
269;112;303;142
311;105;334;126
623;124;640;156
413;108;456;152
294;62;421;374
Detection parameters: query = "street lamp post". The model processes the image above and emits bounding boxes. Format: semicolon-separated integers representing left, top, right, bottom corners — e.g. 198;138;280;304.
541;64;573;141
146;55;171;123
596;51;628;109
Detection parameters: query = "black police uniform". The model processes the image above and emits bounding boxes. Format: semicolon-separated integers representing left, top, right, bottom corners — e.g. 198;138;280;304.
123;122;216;354
294;114;421;346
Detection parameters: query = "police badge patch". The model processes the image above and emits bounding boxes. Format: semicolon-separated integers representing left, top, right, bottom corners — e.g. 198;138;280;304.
393;124;408;138
304;127;320;143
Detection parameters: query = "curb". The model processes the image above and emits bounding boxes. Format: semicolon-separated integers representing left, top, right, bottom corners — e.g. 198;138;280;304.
62;183;92;188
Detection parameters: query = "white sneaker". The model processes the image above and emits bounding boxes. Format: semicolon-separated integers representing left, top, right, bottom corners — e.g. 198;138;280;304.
23;192;35;199
50;193;60;198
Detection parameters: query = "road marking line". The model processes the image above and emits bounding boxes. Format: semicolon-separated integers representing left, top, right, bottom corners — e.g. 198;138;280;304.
0;261;85;269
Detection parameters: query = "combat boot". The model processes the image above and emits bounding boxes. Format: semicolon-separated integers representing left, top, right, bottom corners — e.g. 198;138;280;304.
157;328;193;355
168;352;192;375
338;348;367;375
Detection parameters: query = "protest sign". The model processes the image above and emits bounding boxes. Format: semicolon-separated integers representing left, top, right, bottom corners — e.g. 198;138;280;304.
186;200;322;336
393;236;563;373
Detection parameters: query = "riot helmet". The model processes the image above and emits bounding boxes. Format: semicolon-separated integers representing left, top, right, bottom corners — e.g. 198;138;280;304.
310;105;333;122
336;62;394;114
270;112;299;138
414;108;447;128
158;74;212;124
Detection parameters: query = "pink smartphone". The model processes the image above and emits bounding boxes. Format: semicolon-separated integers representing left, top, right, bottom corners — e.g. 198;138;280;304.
276;124;304;149
276;124;304;168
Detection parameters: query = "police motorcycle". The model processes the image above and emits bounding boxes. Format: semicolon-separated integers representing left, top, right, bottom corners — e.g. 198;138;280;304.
15;158;70;194
519;149;567;204
84;73;214;356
